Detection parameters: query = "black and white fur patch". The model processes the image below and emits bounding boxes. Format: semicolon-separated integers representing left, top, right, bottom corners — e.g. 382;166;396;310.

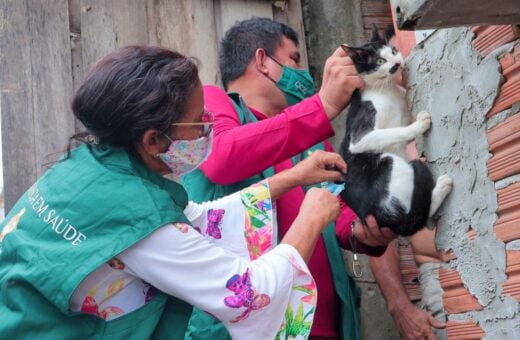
339;26;452;236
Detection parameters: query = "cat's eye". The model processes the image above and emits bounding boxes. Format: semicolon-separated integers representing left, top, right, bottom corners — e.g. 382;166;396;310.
376;58;386;65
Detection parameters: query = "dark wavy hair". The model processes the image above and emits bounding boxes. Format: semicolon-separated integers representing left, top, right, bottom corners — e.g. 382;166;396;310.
219;17;298;90
70;45;199;152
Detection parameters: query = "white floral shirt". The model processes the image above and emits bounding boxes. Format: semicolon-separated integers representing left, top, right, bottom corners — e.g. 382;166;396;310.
70;181;317;339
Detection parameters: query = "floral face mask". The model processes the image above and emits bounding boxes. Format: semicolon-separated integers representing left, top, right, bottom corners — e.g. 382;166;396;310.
158;132;213;181
158;110;214;180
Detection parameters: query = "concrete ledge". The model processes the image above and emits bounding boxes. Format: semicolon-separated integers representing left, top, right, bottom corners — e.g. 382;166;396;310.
393;0;520;30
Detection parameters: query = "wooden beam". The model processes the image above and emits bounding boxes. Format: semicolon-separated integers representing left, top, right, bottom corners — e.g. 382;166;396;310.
394;0;520;30
0;0;74;211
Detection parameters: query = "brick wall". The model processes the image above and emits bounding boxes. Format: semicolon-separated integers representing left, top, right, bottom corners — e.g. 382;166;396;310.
401;24;520;338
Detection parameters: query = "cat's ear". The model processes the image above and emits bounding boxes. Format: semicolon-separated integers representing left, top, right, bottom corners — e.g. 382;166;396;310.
340;44;353;55
370;23;383;42
384;24;396;43
341;44;369;59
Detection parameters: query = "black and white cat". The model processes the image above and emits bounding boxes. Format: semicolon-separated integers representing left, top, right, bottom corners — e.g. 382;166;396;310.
339;26;452;236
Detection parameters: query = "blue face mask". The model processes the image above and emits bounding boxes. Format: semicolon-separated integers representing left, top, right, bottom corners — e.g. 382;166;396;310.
267;55;315;106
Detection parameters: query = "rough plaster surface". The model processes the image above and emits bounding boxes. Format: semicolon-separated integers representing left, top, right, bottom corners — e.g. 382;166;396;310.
418;263;448;339
406;28;519;338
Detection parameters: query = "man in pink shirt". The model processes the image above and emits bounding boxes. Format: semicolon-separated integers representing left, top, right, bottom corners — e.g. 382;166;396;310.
182;17;396;339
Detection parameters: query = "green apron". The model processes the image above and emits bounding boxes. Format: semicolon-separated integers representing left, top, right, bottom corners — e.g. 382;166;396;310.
182;94;361;340
0;144;193;339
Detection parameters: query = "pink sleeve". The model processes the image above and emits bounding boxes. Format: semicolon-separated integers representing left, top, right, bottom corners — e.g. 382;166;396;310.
324;140;387;257
200;85;335;185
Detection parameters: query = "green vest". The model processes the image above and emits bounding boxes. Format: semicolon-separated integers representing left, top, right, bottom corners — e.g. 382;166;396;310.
182;95;361;340
181;93;274;203
0;144;192;339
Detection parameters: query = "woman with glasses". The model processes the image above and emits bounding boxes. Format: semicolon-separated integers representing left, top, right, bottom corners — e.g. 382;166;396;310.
0;46;347;339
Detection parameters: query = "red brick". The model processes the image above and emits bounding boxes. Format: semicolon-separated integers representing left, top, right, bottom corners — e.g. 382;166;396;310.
495;182;520;242
502;251;520;301
488;112;520;181
440;269;483;314
446;320;485;339
488;45;520;117
471;25;520;56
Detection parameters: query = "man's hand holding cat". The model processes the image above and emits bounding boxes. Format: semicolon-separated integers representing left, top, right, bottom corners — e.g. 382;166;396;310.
352;215;397;247
319;46;365;121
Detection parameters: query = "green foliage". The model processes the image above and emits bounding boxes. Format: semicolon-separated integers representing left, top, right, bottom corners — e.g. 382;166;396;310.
275;302;314;340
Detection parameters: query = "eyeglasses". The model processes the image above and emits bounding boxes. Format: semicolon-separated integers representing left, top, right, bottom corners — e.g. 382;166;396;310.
171;110;214;138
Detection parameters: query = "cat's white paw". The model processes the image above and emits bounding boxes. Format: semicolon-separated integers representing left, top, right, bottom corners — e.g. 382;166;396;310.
436;175;453;195
415;111;432;133
349;142;365;154
429;174;453;217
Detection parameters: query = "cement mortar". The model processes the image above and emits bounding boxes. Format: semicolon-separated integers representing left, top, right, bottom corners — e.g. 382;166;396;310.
506;242;520;251
495;174;520;191
406;27;519;338
418;263;448;339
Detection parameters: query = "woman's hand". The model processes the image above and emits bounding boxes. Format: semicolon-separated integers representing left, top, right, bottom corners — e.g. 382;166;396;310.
268;150;347;201
299;187;341;228
352;215;397;247
282;188;341;262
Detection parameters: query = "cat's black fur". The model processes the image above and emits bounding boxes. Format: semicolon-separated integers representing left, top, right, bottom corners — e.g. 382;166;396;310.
339;27;438;236
340;151;434;236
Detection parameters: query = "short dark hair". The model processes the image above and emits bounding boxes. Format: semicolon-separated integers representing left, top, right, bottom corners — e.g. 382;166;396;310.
219;17;299;89
71;46;199;150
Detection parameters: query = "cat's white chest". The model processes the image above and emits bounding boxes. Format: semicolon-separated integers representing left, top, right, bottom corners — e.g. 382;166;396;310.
363;88;407;129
